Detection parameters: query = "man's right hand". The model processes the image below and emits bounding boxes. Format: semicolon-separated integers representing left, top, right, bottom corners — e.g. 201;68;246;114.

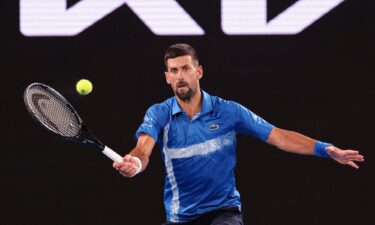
113;154;142;177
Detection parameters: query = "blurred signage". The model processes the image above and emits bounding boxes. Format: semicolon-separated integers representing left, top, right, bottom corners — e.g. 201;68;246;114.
20;0;344;36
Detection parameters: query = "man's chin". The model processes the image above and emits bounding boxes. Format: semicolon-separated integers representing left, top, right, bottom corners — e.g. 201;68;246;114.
176;90;192;102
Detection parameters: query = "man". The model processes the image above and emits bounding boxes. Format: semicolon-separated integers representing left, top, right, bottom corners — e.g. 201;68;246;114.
113;43;364;225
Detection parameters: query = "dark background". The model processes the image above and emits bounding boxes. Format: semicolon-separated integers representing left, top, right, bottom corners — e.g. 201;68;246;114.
2;1;374;225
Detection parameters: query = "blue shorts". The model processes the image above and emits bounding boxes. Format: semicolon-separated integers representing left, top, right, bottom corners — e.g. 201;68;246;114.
163;207;243;225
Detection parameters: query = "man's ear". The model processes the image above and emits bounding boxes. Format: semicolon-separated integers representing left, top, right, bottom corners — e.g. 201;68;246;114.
197;65;203;79
165;72;171;84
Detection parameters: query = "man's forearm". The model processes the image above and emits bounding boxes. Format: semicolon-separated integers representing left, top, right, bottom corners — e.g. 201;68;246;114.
129;147;150;171
267;128;318;155
128;134;156;171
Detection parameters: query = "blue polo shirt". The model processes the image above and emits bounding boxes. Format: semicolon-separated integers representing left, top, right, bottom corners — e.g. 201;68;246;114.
136;91;274;223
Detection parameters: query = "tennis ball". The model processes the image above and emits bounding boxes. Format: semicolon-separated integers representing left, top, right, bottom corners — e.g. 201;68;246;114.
76;79;93;95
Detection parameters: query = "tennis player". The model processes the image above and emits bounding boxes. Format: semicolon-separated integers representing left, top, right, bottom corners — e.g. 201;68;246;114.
113;43;364;225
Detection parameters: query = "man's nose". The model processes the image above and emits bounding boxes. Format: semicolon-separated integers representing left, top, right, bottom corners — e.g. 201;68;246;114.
176;69;184;79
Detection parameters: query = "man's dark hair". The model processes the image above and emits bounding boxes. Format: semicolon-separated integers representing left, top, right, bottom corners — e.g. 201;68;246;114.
164;43;199;69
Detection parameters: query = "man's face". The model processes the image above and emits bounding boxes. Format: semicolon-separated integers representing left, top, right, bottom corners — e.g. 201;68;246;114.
165;55;203;102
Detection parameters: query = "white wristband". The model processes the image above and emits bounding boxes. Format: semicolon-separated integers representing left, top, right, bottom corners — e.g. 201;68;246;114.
132;156;142;176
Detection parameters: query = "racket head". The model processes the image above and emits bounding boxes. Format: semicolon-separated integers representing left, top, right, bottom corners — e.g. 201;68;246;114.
24;83;83;139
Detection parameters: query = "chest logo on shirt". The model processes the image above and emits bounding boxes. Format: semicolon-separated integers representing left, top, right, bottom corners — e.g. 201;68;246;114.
209;124;220;131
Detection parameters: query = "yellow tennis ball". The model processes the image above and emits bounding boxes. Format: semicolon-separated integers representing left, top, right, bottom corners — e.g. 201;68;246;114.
76;79;93;95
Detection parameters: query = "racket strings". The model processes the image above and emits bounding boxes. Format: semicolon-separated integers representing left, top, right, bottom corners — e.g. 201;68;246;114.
26;86;81;137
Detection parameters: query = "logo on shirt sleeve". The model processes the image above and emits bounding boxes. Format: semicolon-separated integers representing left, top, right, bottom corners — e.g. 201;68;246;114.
209;124;220;131
143;116;154;127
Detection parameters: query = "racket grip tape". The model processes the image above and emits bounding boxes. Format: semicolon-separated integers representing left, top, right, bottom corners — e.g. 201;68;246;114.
102;146;123;162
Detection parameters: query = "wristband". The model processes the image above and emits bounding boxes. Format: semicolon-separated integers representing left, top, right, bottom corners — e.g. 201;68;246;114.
132;156;143;176
314;141;332;158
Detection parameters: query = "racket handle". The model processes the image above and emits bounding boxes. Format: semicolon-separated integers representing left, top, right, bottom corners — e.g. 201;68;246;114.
102;146;123;162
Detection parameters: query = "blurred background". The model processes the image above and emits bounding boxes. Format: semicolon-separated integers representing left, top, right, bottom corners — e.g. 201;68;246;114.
2;0;374;224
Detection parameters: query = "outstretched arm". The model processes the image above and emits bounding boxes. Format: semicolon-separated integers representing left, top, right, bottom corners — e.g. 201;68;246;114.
113;133;156;177
266;127;364;169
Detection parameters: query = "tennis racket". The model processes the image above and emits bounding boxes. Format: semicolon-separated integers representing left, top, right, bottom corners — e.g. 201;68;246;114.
24;82;123;162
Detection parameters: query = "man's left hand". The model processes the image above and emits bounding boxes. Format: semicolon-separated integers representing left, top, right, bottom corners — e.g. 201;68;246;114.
326;146;365;169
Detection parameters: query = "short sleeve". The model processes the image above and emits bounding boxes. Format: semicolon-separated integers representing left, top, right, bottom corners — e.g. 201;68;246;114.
135;104;169;142
233;102;274;141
